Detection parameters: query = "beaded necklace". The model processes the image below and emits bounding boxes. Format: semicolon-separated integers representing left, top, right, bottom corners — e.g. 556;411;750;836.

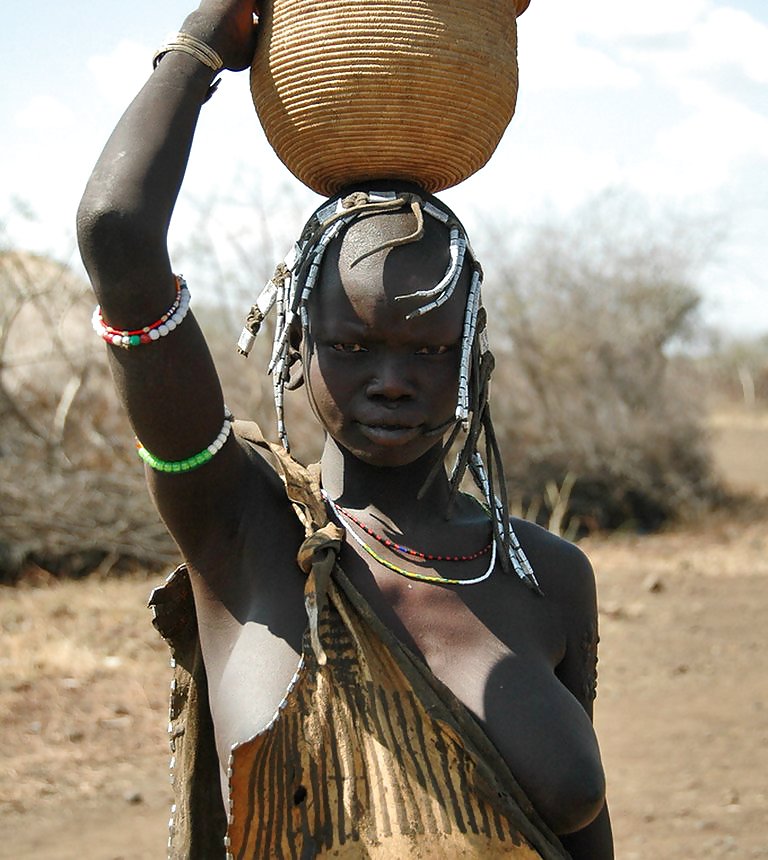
324;494;497;586
330;500;493;562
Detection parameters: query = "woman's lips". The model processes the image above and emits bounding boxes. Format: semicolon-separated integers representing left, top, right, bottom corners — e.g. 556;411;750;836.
355;422;423;446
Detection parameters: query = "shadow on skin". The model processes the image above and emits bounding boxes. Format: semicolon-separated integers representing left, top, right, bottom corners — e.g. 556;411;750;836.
482;657;606;836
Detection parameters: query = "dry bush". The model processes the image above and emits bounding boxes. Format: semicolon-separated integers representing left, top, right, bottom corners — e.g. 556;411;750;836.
0;250;176;582
0;179;320;582
475;191;723;532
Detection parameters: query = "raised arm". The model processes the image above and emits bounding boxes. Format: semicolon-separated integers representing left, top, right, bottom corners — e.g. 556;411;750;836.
76;1;262;562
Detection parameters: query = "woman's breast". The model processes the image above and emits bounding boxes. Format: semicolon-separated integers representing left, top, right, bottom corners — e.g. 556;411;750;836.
430;641;606;836
387;585;606;837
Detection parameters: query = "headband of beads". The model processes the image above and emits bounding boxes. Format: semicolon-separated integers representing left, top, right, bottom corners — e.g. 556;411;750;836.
236;190;541;593
92;275;191;348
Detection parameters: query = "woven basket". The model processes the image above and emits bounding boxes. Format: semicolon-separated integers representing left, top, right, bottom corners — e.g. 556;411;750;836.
251;0;530;195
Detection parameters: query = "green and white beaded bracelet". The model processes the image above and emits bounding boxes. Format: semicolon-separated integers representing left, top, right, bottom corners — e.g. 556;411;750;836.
136;410;233;473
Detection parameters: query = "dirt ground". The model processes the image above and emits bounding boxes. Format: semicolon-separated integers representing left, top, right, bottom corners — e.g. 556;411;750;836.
1;410;766;859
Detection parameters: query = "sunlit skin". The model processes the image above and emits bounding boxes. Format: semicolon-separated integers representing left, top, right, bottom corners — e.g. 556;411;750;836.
75;0;613;855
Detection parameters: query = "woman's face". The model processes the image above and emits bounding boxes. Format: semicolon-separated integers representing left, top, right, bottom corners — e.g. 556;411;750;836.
304;212;470;468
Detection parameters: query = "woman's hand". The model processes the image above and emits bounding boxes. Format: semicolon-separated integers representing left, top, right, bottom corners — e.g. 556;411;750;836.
182;0;261;71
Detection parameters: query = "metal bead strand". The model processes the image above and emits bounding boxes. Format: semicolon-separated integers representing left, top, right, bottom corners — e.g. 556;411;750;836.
404;259;465;317
270;216;358;449
397;227;462;302
456;268;483;421
468;452;540;591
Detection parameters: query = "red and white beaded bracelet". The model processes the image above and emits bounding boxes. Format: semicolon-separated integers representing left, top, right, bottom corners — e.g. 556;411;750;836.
92;275;191;348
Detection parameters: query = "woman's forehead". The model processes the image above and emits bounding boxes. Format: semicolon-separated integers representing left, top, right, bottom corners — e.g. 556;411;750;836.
318;211;457;300
312;255;470;338
340;211;451;272
298;207;473;340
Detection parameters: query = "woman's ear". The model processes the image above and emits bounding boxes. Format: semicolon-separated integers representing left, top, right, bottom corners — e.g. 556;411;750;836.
289;318;303;352
286;319;305;390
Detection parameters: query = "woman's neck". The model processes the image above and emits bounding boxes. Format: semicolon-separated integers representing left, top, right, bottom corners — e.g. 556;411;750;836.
320;437;455;525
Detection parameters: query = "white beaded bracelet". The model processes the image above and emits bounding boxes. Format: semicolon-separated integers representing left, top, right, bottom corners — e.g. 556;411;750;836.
92;275;191;348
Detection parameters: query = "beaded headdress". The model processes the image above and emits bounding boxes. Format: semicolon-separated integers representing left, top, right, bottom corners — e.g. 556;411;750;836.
237;189;540;592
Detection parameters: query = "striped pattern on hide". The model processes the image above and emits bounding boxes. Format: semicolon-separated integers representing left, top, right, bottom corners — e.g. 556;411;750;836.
227;569;567;859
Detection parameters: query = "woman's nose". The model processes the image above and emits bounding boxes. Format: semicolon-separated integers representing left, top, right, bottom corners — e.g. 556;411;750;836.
365;355;415;400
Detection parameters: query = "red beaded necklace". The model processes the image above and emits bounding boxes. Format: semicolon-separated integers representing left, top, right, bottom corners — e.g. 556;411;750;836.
330;500;493;562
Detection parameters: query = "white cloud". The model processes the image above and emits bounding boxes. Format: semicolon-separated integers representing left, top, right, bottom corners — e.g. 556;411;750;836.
618;7;768;91
627;12;768;192
681;7;768;83
15;95;75;131
577;0;710;39
522;0;768;98
518;0;715;96
518;0;768;201
86;40;151;108
447;138;626;221
519;4;642;92
520;38;640;91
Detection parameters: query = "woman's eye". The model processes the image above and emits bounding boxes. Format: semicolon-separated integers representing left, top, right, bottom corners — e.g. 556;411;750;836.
332;343;367;353
415;345;451;355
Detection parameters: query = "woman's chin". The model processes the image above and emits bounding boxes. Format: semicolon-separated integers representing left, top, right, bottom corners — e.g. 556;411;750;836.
333;429;447;471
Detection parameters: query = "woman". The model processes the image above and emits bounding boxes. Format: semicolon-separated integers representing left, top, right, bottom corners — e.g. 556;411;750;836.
77;1;613;857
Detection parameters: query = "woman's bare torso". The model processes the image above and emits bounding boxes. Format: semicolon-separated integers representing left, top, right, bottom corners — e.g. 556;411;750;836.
189;470;605;837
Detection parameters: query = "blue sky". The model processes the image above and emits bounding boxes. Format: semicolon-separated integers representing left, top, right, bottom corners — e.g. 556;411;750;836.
2;0;767;335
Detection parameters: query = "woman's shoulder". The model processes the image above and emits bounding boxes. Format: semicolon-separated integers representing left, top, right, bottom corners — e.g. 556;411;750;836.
510;516;596;607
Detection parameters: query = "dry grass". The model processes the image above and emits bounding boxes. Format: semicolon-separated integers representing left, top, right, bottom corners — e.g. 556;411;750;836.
0;575;170;820
0;574;166;685
708;407;768;498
